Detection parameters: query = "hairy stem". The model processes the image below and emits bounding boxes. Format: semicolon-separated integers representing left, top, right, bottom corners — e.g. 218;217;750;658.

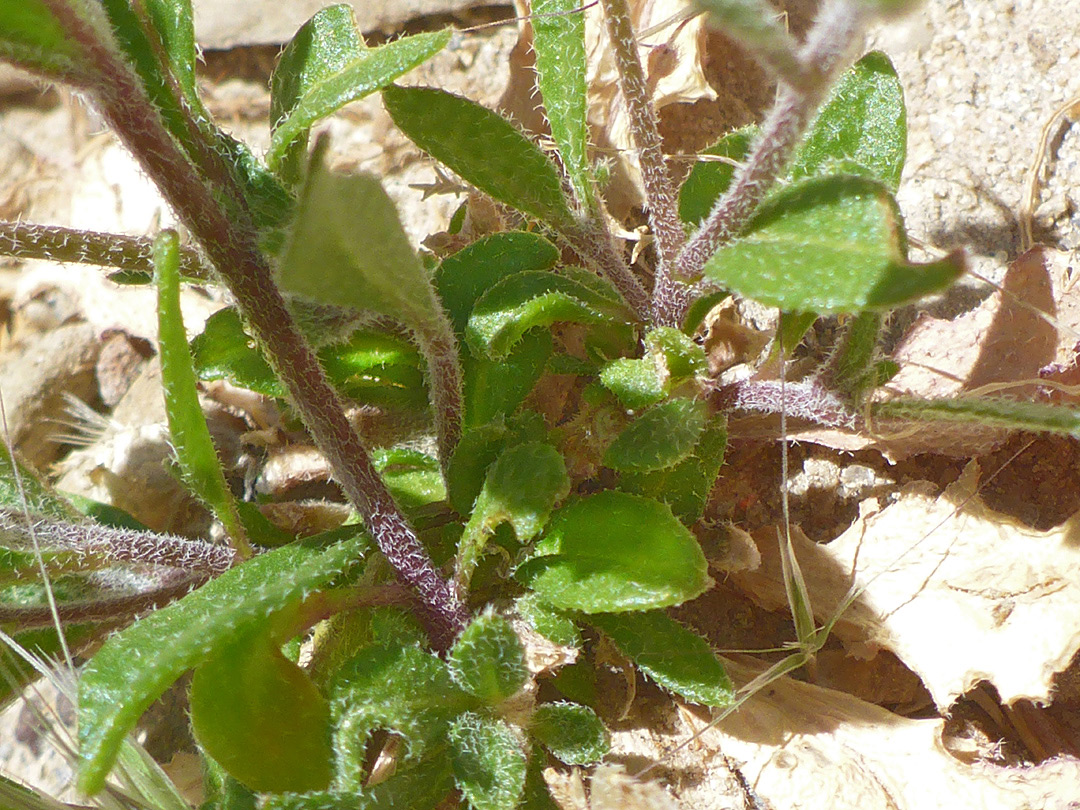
0;570;205;629
412;318;463;475
0;509;237;574
709;377;859;429
599;0;688;327
0;220;208;278
676;0;866;280
560;216;651;320
39;0;466;647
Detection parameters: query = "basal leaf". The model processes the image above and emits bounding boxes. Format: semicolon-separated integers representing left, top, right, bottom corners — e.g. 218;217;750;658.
77;533;367;794
703;175;965;313
515;593;581;649
448;611;528;704
278;154;445;330
372;448;446;509
603;398;708;472
532;0;592;209
0;0;83;78
0;433;80;522
330;642;471;791
790;51;906;191
447;413;548;516
457;442;569;592
382;85;575;227
463;331;552;427
155;231;247;546
449;712;527;810
619;414;727;522
518;491;711;612
529;702;609;765
599;358;666;409
645;327;707;383
269;7;450;180
435;232;561;336
190;631;333;793
678;125;756;226
872;397;1080;435
467;271;632;359
587;610;734;706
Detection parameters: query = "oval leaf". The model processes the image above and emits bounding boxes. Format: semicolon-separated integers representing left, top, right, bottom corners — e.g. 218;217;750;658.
449;712;527;810
604;398;707;472
518;491;711;613
448;612;528;704
529;702;609;765
77;534;367;794
790;51;906;191
586;611;734;706
679;125;756;226
704;175;965;313
383;85;574;227
467;271;631;359
190;632;333;793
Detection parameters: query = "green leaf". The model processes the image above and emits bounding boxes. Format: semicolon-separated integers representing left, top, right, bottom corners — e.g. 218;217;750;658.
532;0;593;209
278;152;445;329
514;593;581;649
645;327;707;383
190;631;333;793
140;0;203;117
604;398;708;472
330;643;471;791
77;533;367;794
447;414;548;516
192;308;427;410
0;0;83;78
448;612;528;704
518;491;711;612
457;442;569;592
703;175;965;313
529;702;609;765
435;232;561;336
678;125;755;225
0;434;80;522
383;85;575;227
269;7;450;180
790;51;906;191
520;751;561;810
777;310;819;352
619;413;727;522
448;712;527;810
599;358;666;409
372;448;446;509
467;271;632;359
201;755;257;810
463;331;552;427
587;611;734;706
155;231;248;547
872;397;1080;435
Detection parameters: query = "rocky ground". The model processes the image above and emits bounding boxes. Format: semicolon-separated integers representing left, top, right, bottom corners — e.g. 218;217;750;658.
2;0;1080;808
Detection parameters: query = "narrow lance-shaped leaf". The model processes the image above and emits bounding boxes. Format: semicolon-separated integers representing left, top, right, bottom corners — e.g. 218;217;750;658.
679;126;756;226
872;397;1080;435
603;398;708;472
383;85;575;228
518;491;712;612
140;0;205;119
456;442;570;594
586;610;734;706
532;0;594;210
154;231;251;555
77;533;367;794
268;5;451;181
703;175;965;313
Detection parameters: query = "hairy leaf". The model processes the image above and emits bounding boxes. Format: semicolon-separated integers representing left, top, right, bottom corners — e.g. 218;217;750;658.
448;612;528;704
383;85;575;227
269;7;450;180
515;593;582;649
0;0;83;78
873;397;1080;435
679;125;755;225
587;611;734;706
604;398;708;472
463;331;553;427
529;702;609;765
599;357;666;409
518;492;711;612
467;271;631;359
77;533;366;794
703;175;965;312
449;713;527;810
532;0;592;209
790;51;906;191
